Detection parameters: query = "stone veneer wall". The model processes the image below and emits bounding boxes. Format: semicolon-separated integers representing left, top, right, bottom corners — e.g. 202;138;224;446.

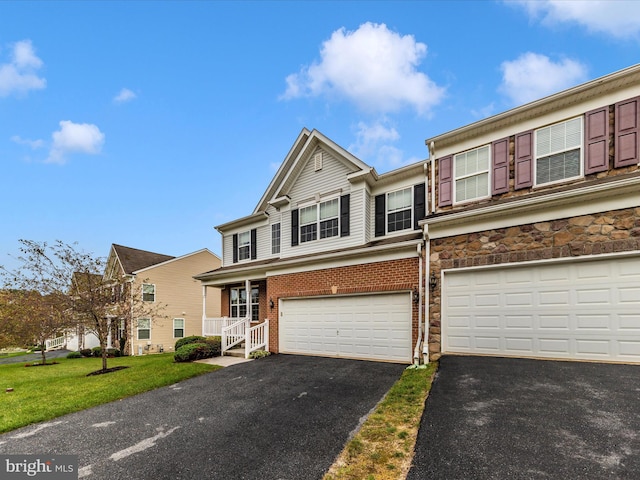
266;257;421;354
428;207;640;360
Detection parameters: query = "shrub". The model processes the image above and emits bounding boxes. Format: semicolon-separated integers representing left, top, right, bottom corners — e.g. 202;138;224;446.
91;347;102;357
80;349;92;357
66;351;82;359
249;349;271;359
203;336;221;356
106;348;121;358
174;335;207;351
174;342;217;363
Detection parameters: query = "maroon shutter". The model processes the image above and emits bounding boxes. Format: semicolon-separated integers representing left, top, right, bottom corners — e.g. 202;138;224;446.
615;96;640;168
437;155;453;207
514;130;533;190
492;138;509;195
585;107;610;174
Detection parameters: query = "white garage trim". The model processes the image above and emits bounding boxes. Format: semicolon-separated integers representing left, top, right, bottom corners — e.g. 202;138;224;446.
442;252;640;363
279;292;412;363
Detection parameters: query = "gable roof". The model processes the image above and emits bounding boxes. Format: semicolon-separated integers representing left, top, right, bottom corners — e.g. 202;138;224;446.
111;244;175;275
252;128;374;214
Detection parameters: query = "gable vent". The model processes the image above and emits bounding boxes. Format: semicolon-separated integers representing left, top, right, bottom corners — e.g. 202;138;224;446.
314;152;323;171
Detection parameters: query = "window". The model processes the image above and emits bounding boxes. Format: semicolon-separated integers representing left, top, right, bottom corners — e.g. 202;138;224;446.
300;204;317;243
387;188;412;233
237;231;251;261
454;145;490;202
319;198;339;239
535;117;582;185
142;284;155;302
230;287;259;322
137;318;150;340
173;318;184;338
271;223;281;255
300;198;339;243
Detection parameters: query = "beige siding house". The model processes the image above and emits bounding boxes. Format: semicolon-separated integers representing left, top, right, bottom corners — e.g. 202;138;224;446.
107;244;221;355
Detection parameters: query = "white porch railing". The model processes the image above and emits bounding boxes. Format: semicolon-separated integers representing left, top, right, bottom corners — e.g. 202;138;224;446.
221;318;249;354
221;318;270;358
203;316;236;337
46;335;66;351
246;319;269;358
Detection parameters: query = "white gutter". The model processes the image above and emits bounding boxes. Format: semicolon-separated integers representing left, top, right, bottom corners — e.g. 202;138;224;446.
413;242;423;364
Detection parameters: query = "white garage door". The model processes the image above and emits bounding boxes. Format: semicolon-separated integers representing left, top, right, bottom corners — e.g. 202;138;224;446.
443;255;640;363
279;293;412;363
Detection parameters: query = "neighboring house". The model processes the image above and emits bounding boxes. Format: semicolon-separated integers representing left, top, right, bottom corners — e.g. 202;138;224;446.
422;64;640;363
196;129;427;363
105;244;222;355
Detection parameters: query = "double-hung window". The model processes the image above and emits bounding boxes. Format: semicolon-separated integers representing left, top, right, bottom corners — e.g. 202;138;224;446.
142;283;155;302
299;205;317;243
300;198;340;243
454;145;490;203
319;198;339;238
230;286;259;322
173;318;184;338
137;318;150;340
535;117;583;186
387;188;412;233
271;223;281;254
237;231;251;261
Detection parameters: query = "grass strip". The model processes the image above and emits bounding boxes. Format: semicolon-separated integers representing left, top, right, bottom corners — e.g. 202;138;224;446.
324;362;437;480
0;353;219;434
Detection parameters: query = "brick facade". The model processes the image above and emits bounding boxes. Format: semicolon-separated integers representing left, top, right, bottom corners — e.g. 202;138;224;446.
265;257;422;353
428;206;640;360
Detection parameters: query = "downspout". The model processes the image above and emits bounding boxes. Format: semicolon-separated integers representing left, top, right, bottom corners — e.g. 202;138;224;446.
429;141;435;214
413;242;423;364
423;225;430;365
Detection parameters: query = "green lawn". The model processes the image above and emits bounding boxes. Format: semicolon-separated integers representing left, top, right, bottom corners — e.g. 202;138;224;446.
324;363;437;480
0;354;220;434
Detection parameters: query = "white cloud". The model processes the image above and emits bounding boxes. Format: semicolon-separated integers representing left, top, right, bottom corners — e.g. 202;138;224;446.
349;120;413;170
114;88;136;103
281;22;445;115
512;0;640;39
499;53;588;105
47;120;105;165
11;135;44;149
0;40;46;97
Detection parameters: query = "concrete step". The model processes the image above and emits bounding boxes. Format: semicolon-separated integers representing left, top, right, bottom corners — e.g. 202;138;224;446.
224;347;246;358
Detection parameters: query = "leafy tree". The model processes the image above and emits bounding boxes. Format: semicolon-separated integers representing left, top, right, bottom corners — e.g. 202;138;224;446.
1;240;165;372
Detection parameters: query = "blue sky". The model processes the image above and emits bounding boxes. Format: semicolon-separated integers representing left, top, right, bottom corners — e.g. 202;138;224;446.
1;0;639;268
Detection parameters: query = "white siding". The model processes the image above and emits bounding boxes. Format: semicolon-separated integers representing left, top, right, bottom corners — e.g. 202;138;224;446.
222;234;234;266
287;148;354;202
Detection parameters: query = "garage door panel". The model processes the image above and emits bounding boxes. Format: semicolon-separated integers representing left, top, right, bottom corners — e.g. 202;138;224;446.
443;255;640;363
280;293;411;363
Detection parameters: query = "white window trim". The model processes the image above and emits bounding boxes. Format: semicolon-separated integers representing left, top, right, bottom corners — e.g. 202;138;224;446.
173;318;185;339
533;116;584;188
230;285;260;322
271;223;281;255
237;231;251;261
299;196;340;244
142;283;156;302
385;187;413;235
137;318;151;340
453;144;492;205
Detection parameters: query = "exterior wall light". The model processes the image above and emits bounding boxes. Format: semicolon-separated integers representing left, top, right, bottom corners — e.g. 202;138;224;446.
429;273;438;291
269;297;274;310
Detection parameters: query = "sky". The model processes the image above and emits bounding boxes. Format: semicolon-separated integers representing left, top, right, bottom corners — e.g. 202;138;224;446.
1;0;639;269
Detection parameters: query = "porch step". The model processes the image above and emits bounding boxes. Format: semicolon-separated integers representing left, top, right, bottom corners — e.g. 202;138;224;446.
225;347;246;358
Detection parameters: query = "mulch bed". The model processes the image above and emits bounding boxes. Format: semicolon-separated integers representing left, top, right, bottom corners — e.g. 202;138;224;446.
86;366;130;376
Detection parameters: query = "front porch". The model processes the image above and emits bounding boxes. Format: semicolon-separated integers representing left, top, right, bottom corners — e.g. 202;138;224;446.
202;316;269;358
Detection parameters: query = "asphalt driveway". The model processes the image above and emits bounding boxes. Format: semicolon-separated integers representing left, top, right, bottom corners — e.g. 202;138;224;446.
408;355;640;480
0;355;405;480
